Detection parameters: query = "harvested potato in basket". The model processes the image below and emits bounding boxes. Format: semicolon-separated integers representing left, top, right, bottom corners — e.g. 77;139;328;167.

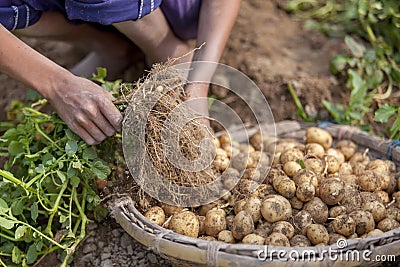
140;126;399;247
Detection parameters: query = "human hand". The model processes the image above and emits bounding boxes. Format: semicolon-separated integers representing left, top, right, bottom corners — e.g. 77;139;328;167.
184;82;212;131
47;75;122;145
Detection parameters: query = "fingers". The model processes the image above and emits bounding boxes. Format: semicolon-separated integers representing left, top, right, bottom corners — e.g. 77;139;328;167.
101;98;123;131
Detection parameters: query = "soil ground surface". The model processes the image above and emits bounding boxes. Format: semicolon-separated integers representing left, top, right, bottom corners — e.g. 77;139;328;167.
1;0;393;266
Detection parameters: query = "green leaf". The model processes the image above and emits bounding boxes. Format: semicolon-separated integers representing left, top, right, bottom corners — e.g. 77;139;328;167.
11;199;24;216
26;244;38;265
296;159;306;169
0;198;9;213
345;36;365;58
31;202;38;222
8;141;24;156
94;204;109;222
65;129;79;141
330;55;348;74
0;217;15;229
56;170;66;183
322;100;344;122
374;104;396;123
67;167;77;178
65;140;78;155
15;225;28;239
12;246;22;264
83;147;97;160
390;111;400;139
35;164;45;174
70;176;80;188
91;161;111;180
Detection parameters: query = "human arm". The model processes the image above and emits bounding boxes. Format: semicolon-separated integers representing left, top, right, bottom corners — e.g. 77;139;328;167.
185;0;241;118
0;24;121;145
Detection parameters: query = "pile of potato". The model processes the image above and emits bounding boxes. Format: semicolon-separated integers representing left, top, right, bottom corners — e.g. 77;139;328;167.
143;127;400;247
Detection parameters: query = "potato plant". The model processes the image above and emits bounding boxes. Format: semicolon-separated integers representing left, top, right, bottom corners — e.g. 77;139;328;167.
0;106;111;267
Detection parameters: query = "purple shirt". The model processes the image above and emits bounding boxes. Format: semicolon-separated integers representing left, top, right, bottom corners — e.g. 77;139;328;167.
0;0;201;40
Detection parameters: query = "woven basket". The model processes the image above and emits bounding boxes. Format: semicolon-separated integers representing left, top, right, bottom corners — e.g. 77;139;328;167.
111;121;400;267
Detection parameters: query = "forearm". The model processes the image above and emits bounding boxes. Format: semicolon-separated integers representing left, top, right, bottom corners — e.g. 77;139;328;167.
0;24;71;99
187;0;241;96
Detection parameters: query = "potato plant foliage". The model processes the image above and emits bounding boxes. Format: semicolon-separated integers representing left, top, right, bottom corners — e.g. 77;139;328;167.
280;0;400;138
0;70;117;267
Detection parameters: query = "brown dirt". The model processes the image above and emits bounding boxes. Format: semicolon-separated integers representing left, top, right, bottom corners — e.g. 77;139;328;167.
0;0;366;266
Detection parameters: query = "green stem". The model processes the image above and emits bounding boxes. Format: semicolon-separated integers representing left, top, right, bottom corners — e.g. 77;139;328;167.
34;123;62;151
0;232;17;242
44;178;69;237
0;257;7;267
0;170;32;193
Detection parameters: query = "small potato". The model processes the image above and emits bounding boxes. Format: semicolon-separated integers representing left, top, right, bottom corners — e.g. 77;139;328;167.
249;131;262;151
340;174;358;186
261;195;292;223
328;233;346;245
293;169;318;188
296;182;315;202
350;210;375;235
329;206;347;218
234;199;247;215
326;149;345;165
272;176;296;199
377;218;400;232
349;152;370;167
375;190;389;204
232;211;254;240
283;161;302;178
204;208;227;237
219;131;231;147
239;144;256;154
341;188;363;213
304;158;324;173
169;211;200;238
357;170;380;192
363;200;387;222
161;204;184;217
306;224;329;245
212;137;220;149
292;210;313;235
289;196;304;210
213;157;230;171
272;221;295;239
144;206;166;226
366;160;390;175
386;174;397;195
339;162;353;175
324;155;340;174
319;178;345;205
199;200;223;216
265;232;290;246
335;140;357;160
242;233;265;245
249;151;270;169
218;230;235;244
332;214;356;237
352;163;366;176
306;127;332;150
280;148;304;165
385;160;396;173
255;221;272;238
244;196;262;222
305;143;325;158
231;152;254;170
366;229;384;237
290;234;311;247
303;197;329;224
